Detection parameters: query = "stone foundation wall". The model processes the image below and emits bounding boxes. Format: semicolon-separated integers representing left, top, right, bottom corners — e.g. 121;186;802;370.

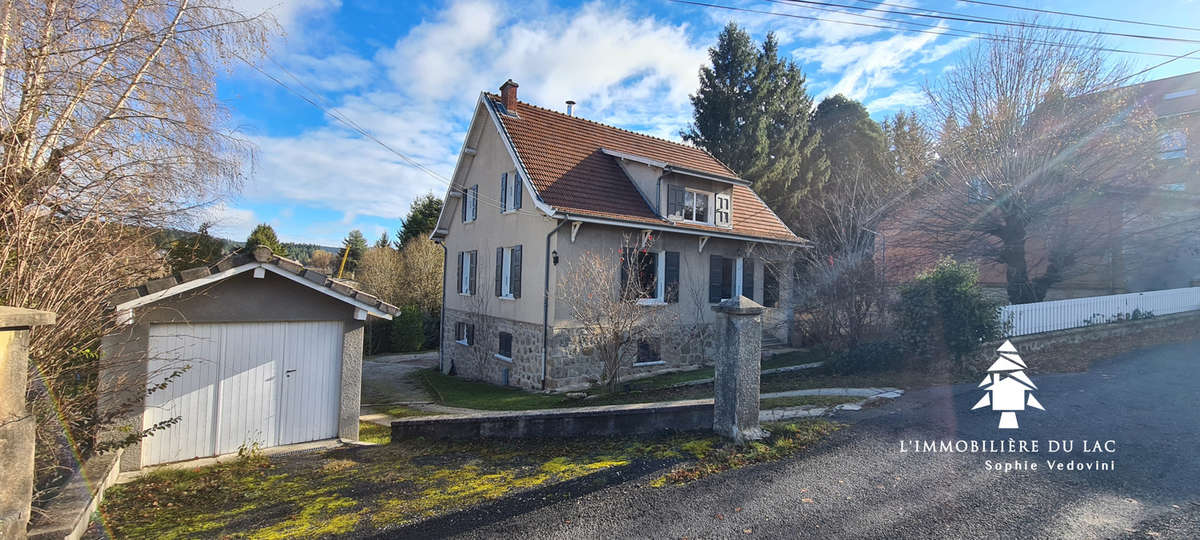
545;323;719;391
444;312;726;392
443;308;542;390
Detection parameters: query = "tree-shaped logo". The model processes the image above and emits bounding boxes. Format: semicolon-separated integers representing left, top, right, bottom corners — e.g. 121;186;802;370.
971;340;1045;429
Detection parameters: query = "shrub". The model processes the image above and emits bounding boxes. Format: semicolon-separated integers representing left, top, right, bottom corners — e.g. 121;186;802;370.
895;258;1004;367
391;305;425;352
826;340;905;375
364;319;392;355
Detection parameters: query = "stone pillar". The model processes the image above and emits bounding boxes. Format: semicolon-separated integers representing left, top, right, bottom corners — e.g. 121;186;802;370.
711;296;767;444
0;307;56;540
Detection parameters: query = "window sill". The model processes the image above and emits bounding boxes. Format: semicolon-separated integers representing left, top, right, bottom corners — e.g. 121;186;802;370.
636;299;666;306
500;209;518;215
499;295;517;301
456;339;470;346
458;292;473;297
633;360;665;367
494;354;513;363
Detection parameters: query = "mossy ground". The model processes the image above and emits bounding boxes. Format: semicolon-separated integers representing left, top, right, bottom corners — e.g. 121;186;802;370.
98;420;838;539
649;420;843;487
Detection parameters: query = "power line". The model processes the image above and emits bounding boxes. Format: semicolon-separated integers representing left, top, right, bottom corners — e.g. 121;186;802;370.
957;0;1200;34
776;0;1200;45
232;51;539;218
670;0;1200;62
1112;47;1200;87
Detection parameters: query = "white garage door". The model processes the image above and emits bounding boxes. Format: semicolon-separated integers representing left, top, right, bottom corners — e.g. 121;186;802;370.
141;321;344;466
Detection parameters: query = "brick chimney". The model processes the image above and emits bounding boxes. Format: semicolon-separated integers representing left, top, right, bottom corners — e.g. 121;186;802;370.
500;79;519;111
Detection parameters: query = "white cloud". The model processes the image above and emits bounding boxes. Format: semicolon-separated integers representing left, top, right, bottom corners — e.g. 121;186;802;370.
280;52;375;92
232;0;339;37
798;25;969;102
198;203;257;240
240;0;708;224
864;85;927;113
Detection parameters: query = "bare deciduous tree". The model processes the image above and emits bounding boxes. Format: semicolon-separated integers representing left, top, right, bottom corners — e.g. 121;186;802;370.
912;23;1161;304
395;236;444;317
0;0;270;500
557;242;675;390
308;249;335;274
786;162;894;347
356;246;402;304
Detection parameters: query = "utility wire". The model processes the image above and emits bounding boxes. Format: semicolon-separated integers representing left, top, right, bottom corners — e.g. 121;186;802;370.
232;51;540;218
670;0;1200;62
776;0;1200;45
958;0;1200;34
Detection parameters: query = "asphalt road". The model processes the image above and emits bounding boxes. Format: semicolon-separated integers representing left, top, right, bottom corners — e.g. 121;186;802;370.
450;340;1200;539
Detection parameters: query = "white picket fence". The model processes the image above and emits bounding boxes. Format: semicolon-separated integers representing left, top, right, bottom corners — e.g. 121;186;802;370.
999;287;1200;337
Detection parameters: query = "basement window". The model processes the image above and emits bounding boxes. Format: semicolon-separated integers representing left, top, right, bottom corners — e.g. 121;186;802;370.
634;339;664;366
496;331;513;361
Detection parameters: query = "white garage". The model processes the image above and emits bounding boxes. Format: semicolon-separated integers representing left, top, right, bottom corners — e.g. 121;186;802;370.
100;247;398;470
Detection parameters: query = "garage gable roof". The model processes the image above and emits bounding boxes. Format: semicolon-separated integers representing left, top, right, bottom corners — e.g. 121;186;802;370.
109;246;397;320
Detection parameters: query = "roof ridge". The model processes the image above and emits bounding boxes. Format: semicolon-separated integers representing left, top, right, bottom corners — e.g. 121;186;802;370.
486;93;737;176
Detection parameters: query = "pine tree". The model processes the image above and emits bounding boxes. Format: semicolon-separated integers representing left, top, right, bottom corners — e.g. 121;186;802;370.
812;95;892;191
882;110;934;186
336;229;369;275
683;24;826;226
166;223;226;273
396;194;443;249
375;231;391;249
245;223;286;256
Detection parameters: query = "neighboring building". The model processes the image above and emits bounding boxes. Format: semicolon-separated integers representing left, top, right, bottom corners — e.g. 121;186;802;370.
430;80;806;392
879;70;1200;302
99;246;398;470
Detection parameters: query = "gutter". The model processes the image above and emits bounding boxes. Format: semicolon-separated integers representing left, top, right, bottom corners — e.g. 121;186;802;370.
436;239;448;374
542;214;571;390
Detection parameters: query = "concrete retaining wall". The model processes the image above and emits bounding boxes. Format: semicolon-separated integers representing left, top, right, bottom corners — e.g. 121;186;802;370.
391;399;713;441
967;310;1200;373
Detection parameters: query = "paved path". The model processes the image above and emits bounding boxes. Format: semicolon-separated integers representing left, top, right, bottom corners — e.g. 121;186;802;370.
448;340;1200;539
360;352;474;418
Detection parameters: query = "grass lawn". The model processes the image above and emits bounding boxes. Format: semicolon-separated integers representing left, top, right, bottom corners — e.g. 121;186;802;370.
375;404;439;418
358;421;391;445
414;346;929;412
622;349;826;392
414;368;572;410
760;395;859;409
98;420;839;539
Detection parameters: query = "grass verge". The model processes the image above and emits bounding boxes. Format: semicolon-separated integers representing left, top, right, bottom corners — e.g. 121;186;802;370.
99;420;839;539
649;420;842;487
359;421;391;445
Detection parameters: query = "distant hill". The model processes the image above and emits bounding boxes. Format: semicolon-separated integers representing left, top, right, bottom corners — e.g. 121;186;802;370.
158;228;339;265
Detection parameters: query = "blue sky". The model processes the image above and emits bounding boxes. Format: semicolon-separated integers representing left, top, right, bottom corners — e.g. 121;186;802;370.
208;0;1200;245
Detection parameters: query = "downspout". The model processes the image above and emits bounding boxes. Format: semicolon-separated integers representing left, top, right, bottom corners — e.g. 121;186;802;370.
542;214;571;390
436;239;448;374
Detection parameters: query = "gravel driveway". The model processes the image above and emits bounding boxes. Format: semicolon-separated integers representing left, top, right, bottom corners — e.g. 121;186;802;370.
448;340;1200;539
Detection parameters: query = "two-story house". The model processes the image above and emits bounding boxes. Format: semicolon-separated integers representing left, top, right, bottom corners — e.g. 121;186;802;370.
430;80;806;391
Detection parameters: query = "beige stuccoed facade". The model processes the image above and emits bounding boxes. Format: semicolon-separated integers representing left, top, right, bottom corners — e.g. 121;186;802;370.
434;92;799;392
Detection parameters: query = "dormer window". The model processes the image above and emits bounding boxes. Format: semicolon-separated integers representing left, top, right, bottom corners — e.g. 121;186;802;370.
667;185;716;225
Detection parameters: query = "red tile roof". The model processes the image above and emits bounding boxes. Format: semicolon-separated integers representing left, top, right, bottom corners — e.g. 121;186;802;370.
488;95;803;243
